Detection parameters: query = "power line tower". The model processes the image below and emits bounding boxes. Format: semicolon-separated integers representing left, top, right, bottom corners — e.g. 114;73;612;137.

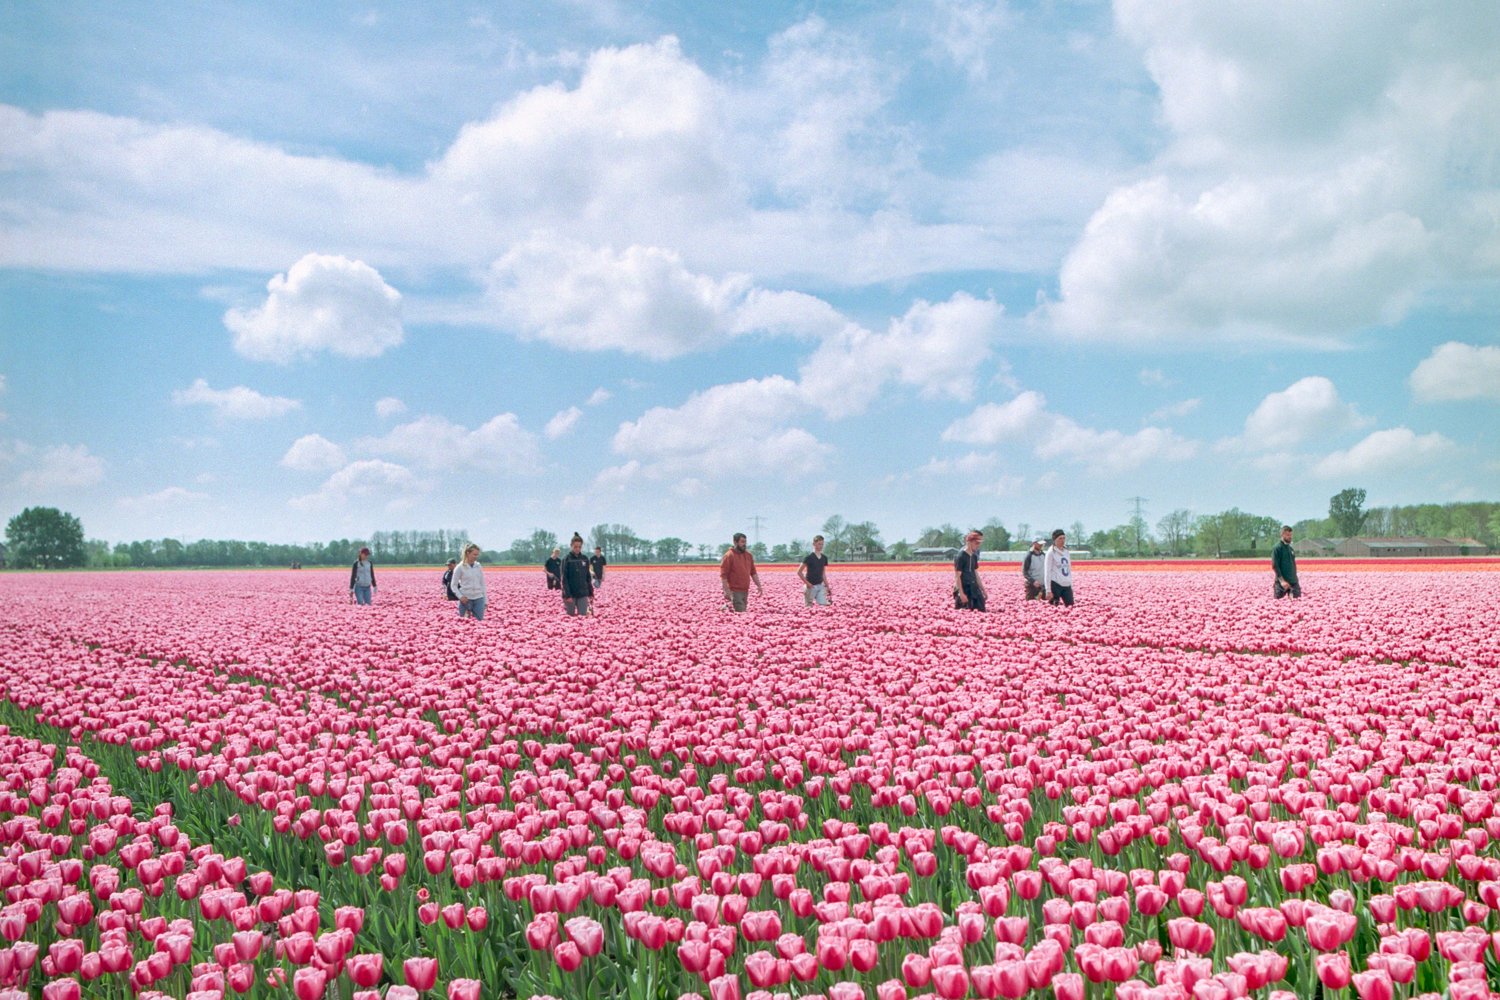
748;514;767;548
1127;496;1148;557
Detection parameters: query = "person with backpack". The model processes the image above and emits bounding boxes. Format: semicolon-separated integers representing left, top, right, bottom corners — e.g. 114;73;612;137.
349;547;377;605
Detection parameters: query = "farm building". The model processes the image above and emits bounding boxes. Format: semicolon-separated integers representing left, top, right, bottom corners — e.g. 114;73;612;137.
1336;536;1490;558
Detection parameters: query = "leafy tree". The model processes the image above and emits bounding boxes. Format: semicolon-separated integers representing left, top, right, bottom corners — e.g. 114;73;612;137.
887;540;913;561
1156;509;1195;556
1329;488;1367;537
750;541;769;561
654;537;691;562
507;528;558;564
917;523;961;548
846;521;884;559
821;515;850;560
978;518;1011;552
5;507;86;569
1195;512;1231;558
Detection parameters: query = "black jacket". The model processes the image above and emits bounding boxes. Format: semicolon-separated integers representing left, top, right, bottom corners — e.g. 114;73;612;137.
562;552;595;598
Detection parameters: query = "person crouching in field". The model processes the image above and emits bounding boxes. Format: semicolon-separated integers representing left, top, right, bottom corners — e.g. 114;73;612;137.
452;544;487;620
561;534;595;616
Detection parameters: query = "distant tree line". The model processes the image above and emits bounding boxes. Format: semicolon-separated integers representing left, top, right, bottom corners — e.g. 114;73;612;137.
7;494;1498;570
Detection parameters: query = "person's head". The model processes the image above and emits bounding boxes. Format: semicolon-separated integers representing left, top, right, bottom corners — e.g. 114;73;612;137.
446;558;457;568
359;547;370;560
812;534;825;552
571;533;584;553
733;532;748;552
965;530;982;551
550;548;560;558
463;543;480;564
594;546;602;555
1051;529;1066;548
1031;538;1044;551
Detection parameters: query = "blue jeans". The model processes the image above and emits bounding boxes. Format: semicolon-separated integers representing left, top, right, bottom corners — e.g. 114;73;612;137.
353;585;372;605
459;597;487;620
804;583;828;606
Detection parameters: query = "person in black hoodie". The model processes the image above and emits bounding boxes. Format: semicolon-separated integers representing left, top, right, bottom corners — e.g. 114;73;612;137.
441;558;458;601
590;546;607;589
544;548;562;590
561;534;595;616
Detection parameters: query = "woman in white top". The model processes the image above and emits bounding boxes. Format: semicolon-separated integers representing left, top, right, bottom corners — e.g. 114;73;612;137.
451;543;487;620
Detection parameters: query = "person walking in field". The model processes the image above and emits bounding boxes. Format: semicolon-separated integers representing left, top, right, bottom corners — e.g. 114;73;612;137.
544;548;562;591
561;534;595;616
798;534;833;606
1022;538;1045;600
1272;524;1301;598
349;547;377;605
442;558;458;601
451;543;487;620
721;532;763;612
953;530;986;611
590;546;607;590
1043;529;1074;607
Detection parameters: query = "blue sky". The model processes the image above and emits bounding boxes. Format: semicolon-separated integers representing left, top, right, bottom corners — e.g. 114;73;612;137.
3;2;1498;549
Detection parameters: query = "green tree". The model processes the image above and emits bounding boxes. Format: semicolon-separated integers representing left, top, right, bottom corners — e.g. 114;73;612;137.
5;507;87;569
1156;509;1195;556
887;539;913;561
1195;512;1231;558
1329;488;1367;537
978;518;1011;552
654;537;690;562
821;515;850;560
846;521;884;559
917;523;961;548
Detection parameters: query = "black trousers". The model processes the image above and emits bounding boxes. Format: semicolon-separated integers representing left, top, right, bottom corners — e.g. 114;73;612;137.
1025;581;1043;600
1274;580;1301;598
956;584;985;611
1049;585;1074;606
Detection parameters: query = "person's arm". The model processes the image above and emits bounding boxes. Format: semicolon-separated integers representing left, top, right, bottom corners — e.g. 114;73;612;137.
953;554;967;603
720;554;733;599
1043;552;1053;598
350;563;357;591
370;565;376;590
797;557;809;587
823;562;832;596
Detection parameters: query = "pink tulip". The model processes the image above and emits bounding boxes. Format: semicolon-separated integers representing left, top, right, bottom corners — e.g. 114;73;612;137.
403;956;438;991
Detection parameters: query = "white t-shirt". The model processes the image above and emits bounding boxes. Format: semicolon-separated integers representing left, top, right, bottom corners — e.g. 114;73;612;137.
1043;546;1072;590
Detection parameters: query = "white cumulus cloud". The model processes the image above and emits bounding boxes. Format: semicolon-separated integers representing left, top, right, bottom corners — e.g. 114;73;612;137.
1409;342;1500;402
119;486;209;508
1040;3;1500;344
225;253;403;363
375;396;407;418
545;407;583;439
280;434;348;472
17;444;106;492
172;379;301;420
1313;427;1457;479
290;459;428;512
1240;377;1367;450
360;413;541;474
942;390;1197;474
607;375;829;484
799;293;1004;418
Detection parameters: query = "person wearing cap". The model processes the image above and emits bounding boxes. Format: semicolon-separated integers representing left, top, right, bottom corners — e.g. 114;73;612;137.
953;530;986;611
1043;529;1074;606
1272;525;1300;598
561;534;595;616
441;558;459;601
1022;538;1046;600
349;547;376;605
720;532;763;612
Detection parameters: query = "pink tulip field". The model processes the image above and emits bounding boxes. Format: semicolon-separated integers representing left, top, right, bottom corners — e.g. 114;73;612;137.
2;565;1500;1000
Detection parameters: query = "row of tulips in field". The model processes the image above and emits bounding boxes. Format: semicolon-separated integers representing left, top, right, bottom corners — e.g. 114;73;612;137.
3;569;1500;998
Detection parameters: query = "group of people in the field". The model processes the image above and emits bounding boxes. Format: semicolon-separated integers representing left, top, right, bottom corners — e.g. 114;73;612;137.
345;522;1301;619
